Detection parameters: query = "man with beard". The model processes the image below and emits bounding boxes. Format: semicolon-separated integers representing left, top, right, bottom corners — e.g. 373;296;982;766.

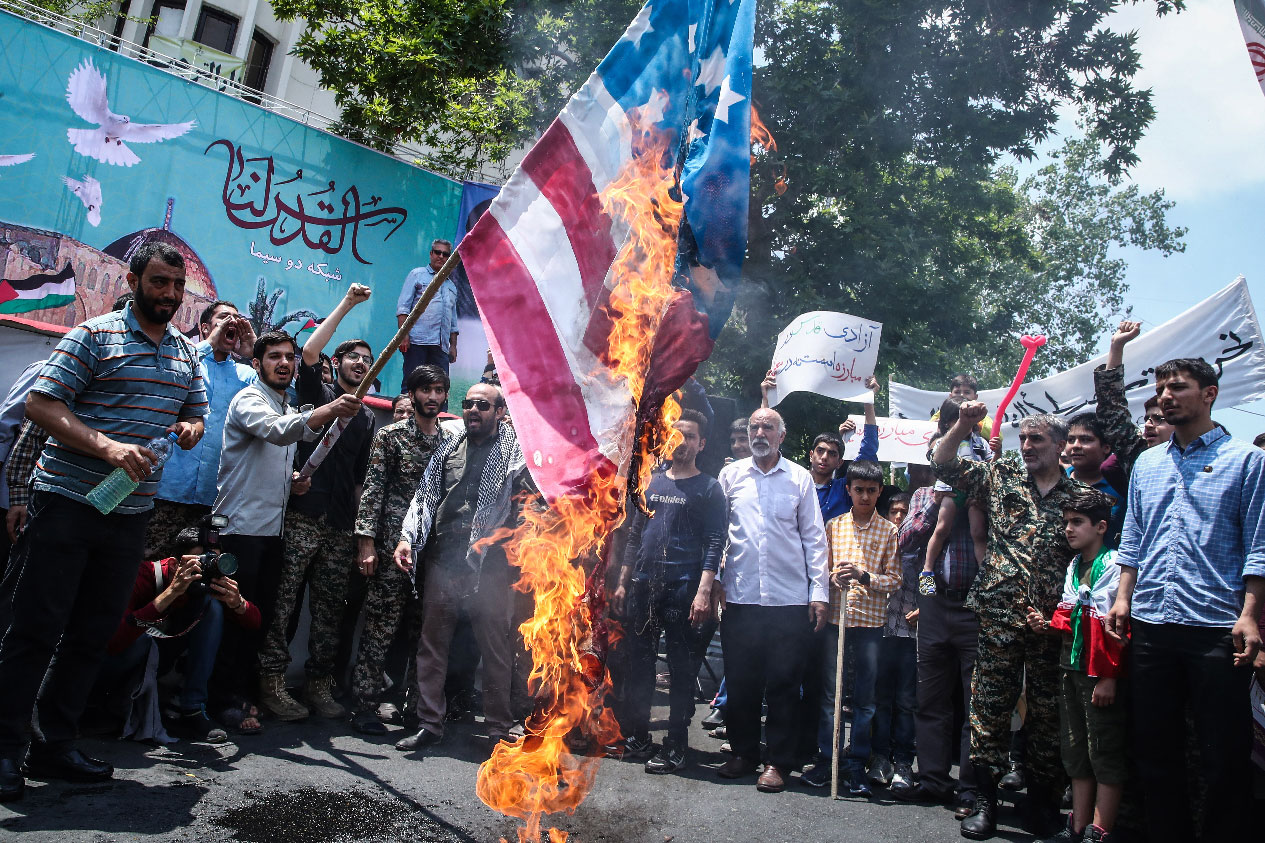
713;408;830;793
932;406;1086;838
393;383;527;751
257;284;377;721
348;364;452;735
1107;358;1264;843
609;409;725;773
208;329;360;735
146;300;257;560
0;243;207;799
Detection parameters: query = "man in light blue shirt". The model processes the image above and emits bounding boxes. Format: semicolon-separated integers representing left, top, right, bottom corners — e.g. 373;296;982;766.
146;300;256;559
396;238;459;391
1108;357;1264;843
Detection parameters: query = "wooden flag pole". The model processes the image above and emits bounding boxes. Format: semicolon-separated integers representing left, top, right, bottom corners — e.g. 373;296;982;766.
296;249;462;479
830;597;848;800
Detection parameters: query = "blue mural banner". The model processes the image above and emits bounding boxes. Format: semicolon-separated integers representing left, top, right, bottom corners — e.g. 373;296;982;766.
0;11;464;393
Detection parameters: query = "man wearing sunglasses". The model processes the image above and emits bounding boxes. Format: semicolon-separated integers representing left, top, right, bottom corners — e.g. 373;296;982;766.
395;239;460;392
393;383;528;752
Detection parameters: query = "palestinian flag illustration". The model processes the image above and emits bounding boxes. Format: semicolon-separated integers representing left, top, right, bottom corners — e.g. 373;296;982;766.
0;264;76;314
296;317;323;344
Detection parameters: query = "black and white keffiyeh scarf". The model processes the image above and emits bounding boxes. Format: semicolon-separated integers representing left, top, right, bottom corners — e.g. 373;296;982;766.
399;422;524;581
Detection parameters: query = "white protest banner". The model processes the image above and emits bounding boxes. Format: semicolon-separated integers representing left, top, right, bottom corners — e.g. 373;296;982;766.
841;416;940;464
889;278;1265;437
767;311;882;406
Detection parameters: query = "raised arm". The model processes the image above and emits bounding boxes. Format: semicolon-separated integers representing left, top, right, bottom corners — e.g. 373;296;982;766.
862;375;879;427
930;400;991;497
1096;320;1146;475
302;283;371;366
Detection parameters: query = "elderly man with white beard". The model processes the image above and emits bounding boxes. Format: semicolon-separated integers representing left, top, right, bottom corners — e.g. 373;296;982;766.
710;408;830;793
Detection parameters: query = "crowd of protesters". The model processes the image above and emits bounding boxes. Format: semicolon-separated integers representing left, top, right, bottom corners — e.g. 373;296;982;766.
0;240;1261;843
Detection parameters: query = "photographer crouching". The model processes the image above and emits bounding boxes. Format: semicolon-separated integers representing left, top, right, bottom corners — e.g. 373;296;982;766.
95;522;259;744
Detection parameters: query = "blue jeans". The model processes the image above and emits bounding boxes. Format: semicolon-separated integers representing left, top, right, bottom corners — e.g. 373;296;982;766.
872;635;917;765
173;593;224;711
817;625;882;766
712;677;727;708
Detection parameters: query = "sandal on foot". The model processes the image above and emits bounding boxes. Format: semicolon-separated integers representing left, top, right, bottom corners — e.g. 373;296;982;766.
219;702;263;735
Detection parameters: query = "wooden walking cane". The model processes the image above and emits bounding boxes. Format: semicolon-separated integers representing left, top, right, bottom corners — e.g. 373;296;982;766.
830;593;848;799
296;249;463;479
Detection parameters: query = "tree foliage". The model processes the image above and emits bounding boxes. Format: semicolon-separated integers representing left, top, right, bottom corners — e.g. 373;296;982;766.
696;0;1186;454
270;0;535;176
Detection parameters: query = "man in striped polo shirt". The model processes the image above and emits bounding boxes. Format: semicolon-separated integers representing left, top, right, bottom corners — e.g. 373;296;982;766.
0;242;207;802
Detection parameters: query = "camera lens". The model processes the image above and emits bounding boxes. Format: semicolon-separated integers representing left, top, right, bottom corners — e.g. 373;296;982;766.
216;552;239;577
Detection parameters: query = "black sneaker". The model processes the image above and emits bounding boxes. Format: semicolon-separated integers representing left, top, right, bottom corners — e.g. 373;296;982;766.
622;735;655;761
644;743;686;774
352;708;388;736
800;760;831;788
172;706;228;744
701;707;724;730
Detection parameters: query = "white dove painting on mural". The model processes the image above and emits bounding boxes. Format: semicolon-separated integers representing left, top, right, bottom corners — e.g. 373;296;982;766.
0;153;35;167
65;59;195;167
63;175;103;226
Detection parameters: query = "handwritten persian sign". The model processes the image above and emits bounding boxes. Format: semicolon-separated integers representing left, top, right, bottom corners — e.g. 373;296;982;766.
767;311;882;406
841;415;940;465
890;278;1265;435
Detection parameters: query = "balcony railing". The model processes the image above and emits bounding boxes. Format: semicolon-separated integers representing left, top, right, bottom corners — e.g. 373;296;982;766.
0;0;449;174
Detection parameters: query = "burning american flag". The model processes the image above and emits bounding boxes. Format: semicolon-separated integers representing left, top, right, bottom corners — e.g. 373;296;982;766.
456;1;756;840
459;0;755;503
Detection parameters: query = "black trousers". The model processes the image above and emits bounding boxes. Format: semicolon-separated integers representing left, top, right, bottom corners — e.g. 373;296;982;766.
211;533;283;707
617;576;709;747
721;603;814;769
1130;620;1252;843
0;491;150;757
914;594;980;795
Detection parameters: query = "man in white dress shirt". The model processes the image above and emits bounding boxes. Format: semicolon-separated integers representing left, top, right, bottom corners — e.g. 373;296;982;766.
712;408;830;793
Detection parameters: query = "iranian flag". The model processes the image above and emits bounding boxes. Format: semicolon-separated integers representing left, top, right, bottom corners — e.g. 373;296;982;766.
0;265;75;314
1236;0;1265;96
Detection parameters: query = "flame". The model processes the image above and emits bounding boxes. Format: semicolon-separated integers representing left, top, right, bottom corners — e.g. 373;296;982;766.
750;105;788;195
477;115;686;843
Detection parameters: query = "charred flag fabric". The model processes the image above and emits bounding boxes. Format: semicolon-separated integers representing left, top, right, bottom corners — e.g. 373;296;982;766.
458;0;755;501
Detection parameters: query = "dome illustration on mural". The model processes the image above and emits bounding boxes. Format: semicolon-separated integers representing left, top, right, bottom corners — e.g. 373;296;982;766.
101;198;217;334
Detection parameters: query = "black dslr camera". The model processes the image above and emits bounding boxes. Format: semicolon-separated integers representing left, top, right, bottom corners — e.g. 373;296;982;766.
191;514;238;589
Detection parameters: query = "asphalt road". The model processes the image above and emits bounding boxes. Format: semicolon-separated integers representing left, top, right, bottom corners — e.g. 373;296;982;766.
0;705;1043;843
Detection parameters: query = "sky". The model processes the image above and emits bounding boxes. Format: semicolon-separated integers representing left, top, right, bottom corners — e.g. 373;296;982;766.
1021;0;1265;440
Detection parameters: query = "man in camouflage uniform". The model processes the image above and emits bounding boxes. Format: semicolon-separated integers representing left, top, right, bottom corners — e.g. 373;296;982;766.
932;403;1087;839
348;364;451;735
257;285;377;721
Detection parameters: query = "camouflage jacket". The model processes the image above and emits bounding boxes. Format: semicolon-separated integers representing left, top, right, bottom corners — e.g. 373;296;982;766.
1093;363;1149;483
354;417;448;549
932;451;1088;627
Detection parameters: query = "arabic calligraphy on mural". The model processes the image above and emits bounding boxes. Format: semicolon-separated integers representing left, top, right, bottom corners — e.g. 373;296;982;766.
249;242;344;281
207;139;407;265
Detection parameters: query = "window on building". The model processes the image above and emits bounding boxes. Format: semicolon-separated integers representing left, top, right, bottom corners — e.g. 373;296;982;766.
144;0;185;46
193;7;239;54
244;30;274;93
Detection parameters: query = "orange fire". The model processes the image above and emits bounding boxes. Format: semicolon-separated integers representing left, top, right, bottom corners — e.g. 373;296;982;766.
750;105;788;195
476;115;685;843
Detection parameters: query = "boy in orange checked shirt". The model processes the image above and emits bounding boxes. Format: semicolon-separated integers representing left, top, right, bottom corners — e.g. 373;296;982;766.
800;460;902;794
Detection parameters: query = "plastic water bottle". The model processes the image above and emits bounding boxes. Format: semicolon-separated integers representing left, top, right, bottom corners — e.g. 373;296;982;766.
86;431;180;515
